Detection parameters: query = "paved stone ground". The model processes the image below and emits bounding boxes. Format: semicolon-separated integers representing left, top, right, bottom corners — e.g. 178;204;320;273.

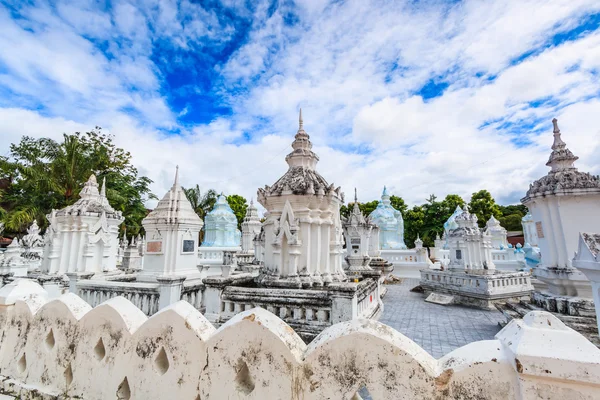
378;278;506;359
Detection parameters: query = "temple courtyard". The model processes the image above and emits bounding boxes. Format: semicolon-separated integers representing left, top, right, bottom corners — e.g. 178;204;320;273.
380;278;506;358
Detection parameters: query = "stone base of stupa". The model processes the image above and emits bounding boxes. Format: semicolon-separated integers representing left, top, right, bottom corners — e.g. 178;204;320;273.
533;265;592;298
419;268;534;310
256;270;347;289
369;256;394;276
529;265;594;316
203;272;382;342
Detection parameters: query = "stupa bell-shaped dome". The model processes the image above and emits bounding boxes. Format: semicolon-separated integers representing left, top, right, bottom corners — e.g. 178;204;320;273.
57;174;121;219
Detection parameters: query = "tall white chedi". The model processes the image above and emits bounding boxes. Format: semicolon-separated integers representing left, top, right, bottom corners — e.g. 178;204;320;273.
257;109;346;288
241;199;261;255
447;206;495;271
368;187;407;249
521;118;600;297
42;175;123;274
138;167;203;281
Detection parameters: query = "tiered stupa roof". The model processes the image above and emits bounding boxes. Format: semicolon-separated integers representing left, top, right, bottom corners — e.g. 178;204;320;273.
485;215;506;234
262;109;337;197
243;199;260;223
523;119;600;201
144;167;202;226
451;206;480;235
368;187;398;223
345;189;367;225
57;175;121;219
205;194;238;223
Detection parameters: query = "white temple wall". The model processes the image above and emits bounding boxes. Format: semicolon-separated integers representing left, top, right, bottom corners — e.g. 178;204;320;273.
1;282;599;400
529;194;600;269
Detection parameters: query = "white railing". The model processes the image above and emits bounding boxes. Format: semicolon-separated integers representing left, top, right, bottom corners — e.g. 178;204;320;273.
219;286;333;337
180;282;204;310
1;281;599;400
76;281;160;316
356;279;380;319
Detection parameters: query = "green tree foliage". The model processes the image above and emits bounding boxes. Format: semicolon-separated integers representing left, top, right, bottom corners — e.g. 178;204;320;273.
498;204;528;231
498;204;527;216
389;195;407;215
0;129;154;236
468;190;501;228
226;194;248;230
404;205;425;247
182;185;218;221
499;214;524;231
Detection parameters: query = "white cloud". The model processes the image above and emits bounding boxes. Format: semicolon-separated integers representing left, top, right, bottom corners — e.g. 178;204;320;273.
0;0;599;212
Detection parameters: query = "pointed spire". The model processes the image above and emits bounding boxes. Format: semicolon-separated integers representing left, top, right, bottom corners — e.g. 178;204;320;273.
173;165;180;188
299;108;303;130
354;187;358;203
100;177;106;198
551;118;566;150
546;118;578;171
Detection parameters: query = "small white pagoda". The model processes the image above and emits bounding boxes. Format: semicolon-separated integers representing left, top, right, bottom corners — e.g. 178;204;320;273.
20;220;44;271
521;119;600;303
342;189;393;280
138;167;203;282
0;239;27;277
41;175;123;275
342;189;375;275
447;207;496;271
485;215;508;249
240;199;262;257
256;109;346;288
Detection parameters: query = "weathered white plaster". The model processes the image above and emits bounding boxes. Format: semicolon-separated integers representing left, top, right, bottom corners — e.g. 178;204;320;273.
0;279;48;305
521;119;600;298
0;293;599;399
41;175;124;275
138;167;203;282
572;232;600;334
256;110;346;288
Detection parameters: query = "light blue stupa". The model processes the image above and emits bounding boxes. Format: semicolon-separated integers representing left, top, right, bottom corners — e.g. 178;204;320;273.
201;194;241;247
442;205;464;249
368;186;407;249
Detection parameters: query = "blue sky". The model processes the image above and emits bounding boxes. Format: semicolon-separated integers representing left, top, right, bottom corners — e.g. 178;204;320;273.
0;0;599;207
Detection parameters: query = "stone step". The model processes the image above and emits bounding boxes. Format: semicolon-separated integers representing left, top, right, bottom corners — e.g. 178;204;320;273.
504;301;532;318
519;300;543;311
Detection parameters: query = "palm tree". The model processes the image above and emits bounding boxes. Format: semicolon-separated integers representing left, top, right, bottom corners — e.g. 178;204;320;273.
183;185;218;243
